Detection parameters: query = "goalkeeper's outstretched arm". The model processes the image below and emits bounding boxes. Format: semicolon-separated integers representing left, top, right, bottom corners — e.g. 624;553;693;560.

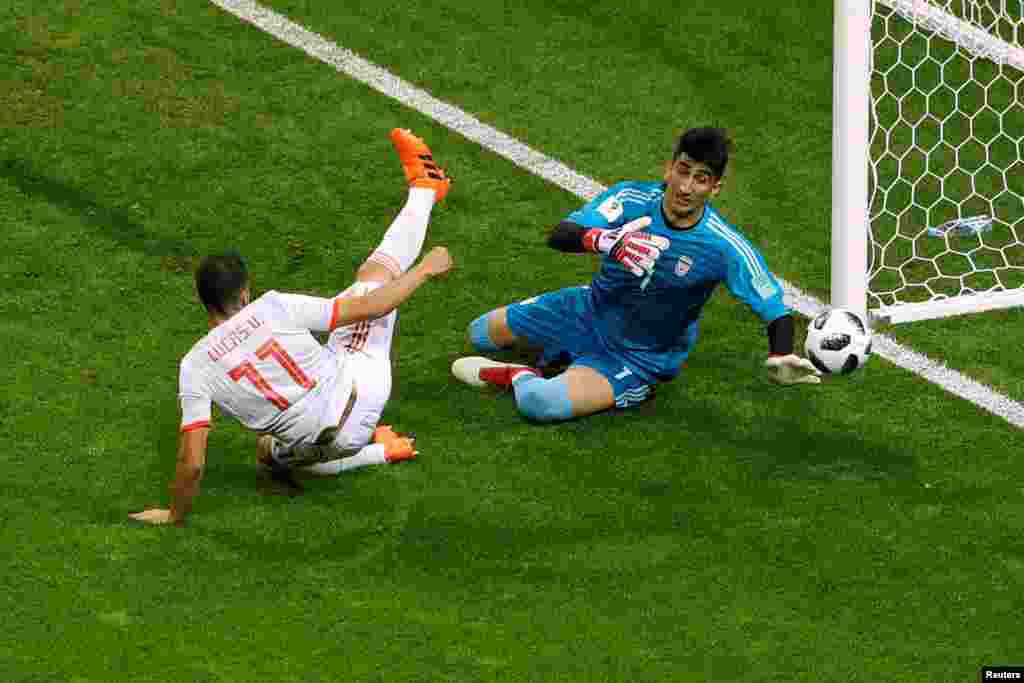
764;314;821;385
547;221;589;253
767;314;794;356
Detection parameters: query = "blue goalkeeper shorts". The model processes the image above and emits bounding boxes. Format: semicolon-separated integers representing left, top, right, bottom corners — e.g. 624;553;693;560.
505;286;661;408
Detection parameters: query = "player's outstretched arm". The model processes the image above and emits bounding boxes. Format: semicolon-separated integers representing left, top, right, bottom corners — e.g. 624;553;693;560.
762;315;821;385
129;427;209;526
333;246;453;328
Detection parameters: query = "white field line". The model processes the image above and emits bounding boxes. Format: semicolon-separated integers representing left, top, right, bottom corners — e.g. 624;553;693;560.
209;0;1024;428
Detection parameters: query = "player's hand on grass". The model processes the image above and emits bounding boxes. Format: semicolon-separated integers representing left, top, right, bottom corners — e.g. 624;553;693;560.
420;246;453;278
586;216;670;277
129;508;175;525
764;354;822;385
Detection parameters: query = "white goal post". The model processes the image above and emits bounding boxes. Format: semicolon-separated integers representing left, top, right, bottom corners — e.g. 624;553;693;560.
832;0;1024;324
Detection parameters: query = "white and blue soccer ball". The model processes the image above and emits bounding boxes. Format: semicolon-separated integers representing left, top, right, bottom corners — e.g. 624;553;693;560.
804;308;872;375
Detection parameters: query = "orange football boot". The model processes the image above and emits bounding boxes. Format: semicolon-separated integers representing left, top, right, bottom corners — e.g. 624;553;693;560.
390;128;451;202
373;424;418;463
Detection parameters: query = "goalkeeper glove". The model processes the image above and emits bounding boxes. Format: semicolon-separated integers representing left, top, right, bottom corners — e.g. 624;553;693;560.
583;216;670;277
764;354;822;385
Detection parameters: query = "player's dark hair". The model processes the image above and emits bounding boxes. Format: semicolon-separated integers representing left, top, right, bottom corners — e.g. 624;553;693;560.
673;127;732;178
195;251;249;316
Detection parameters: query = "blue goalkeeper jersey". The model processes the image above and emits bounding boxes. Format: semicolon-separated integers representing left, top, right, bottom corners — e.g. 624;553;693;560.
565;180;789;376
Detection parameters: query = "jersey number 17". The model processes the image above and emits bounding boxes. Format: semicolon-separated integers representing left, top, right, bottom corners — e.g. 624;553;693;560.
228;338;316;411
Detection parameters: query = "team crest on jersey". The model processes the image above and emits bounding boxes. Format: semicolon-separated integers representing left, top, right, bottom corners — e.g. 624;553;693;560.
675;255;694;277
597;195;624;222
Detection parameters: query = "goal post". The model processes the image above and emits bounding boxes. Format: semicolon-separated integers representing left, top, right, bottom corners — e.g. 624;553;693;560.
832;0;872;322
832;0;1024;325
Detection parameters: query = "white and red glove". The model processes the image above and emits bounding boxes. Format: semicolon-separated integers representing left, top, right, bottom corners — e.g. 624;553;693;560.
583;216;670;278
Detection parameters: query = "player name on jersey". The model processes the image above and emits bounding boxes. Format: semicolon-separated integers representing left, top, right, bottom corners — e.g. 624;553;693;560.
208;315;265;363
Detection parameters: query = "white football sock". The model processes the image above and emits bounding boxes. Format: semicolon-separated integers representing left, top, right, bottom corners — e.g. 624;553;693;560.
300;443;388;476
365;187;435;275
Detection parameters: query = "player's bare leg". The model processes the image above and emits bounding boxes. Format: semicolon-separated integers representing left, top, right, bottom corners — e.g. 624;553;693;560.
467;305;539;352
559;366;616;416
354;260;397;285
486;307;521;347
256;434;278;469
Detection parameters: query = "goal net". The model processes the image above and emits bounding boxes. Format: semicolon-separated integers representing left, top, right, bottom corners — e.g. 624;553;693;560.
834;0;1024;324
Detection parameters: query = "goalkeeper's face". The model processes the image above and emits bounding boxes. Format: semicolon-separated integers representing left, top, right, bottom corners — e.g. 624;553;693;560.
662;154;721;228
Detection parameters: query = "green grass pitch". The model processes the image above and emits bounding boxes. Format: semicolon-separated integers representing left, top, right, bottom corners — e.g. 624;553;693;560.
1;1;1023;680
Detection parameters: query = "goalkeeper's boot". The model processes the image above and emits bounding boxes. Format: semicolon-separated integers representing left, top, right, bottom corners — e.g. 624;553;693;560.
451;356;540;390
390;128;451;202
373;424;418;463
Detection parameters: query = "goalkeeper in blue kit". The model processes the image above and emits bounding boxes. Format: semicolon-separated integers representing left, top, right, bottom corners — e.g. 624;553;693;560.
452;127;820;422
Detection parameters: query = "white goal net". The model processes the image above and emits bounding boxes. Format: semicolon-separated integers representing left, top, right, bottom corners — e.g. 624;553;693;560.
853;0;1024;323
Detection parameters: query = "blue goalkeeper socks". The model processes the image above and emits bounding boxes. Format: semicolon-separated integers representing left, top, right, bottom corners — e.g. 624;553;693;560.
468;311;502;352
512;374;574;423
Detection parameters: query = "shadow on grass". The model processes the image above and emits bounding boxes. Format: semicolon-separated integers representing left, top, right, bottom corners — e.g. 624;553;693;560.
1;158;194;259
439;361;916;486
647;388;918;484
121;462;412;570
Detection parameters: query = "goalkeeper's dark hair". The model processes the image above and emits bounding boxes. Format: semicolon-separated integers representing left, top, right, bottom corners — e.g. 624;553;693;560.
195;251;249;316
673;127;732;178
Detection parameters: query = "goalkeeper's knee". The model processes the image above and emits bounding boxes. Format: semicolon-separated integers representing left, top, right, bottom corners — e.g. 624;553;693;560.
512;375;574;423
468;311;502;352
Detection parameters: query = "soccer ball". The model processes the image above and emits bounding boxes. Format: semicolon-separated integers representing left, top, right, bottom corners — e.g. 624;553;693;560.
804;308;872;375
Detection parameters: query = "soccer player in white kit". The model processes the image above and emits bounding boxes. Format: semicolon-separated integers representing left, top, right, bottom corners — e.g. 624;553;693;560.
130;129;452;526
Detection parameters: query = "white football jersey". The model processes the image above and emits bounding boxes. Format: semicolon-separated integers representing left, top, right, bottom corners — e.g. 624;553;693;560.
179;290;354;447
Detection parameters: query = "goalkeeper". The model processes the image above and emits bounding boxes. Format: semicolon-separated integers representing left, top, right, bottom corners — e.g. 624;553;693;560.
453;127;819;422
